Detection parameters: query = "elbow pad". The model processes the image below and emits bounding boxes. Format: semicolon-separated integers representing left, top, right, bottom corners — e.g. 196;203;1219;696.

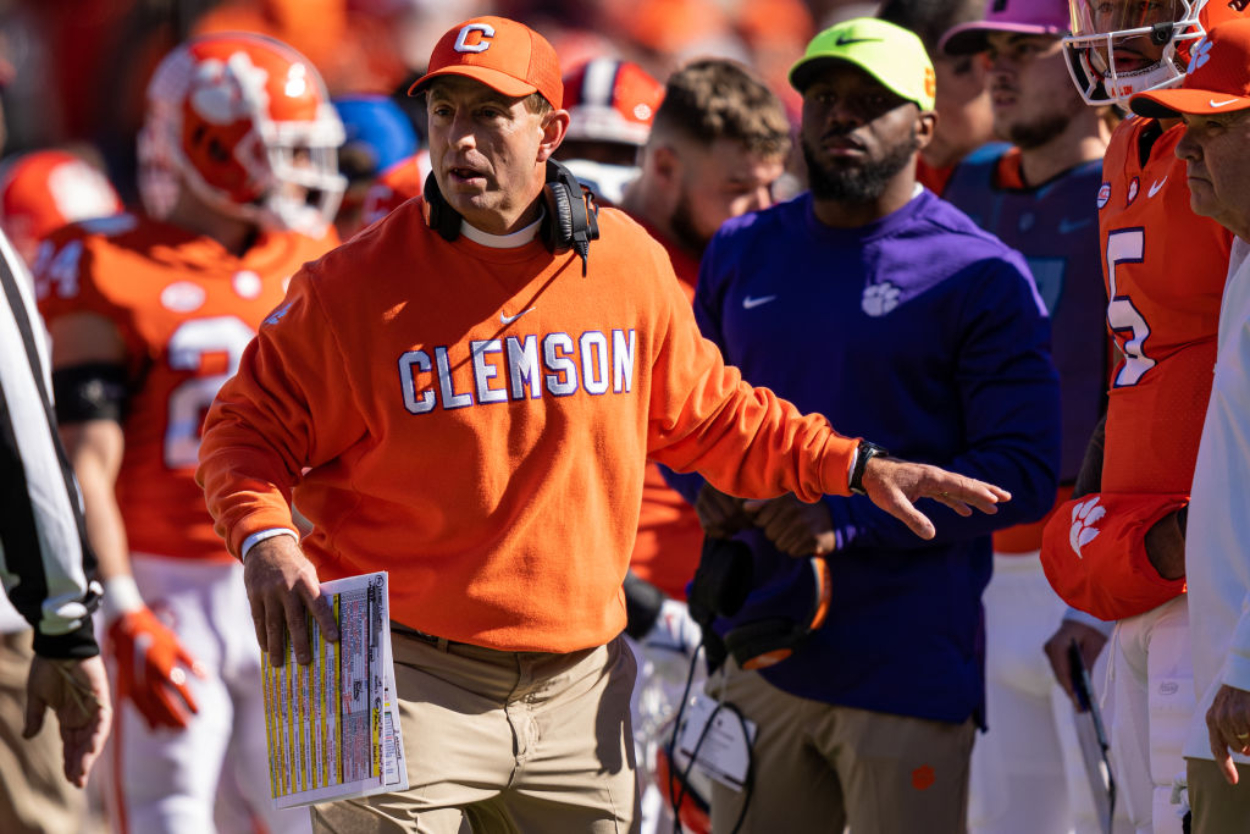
1040;491;1187;622
52;363;129;424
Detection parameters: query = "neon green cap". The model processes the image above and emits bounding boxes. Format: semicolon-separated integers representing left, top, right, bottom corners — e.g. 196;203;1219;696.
790;18;936;112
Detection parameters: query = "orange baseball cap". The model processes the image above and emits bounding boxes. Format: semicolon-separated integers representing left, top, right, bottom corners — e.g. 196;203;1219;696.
1131;19;1250;118
408;16;563;109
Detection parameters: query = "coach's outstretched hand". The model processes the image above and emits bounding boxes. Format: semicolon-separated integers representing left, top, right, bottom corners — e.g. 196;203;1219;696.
861;456;1011;540
245;536;339;666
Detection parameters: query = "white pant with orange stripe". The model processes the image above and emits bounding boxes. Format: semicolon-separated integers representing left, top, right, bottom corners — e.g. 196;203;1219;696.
1105;595;1194;834
100;554;311;834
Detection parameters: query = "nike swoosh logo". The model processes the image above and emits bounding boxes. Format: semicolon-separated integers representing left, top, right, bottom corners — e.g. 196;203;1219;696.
835;36;882;47
1209;98;1242;108
743;295;778;310
1058;217;1093;235
1148;177;1168;198
500;307;535;325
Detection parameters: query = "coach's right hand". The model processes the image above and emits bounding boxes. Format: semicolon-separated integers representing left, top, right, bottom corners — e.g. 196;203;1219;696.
245;536;339;666
860;456;1011;540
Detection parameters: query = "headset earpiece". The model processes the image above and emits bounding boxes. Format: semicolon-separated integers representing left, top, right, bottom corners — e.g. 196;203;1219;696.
723;556;831;671
542;159;600;275
422;171;461;242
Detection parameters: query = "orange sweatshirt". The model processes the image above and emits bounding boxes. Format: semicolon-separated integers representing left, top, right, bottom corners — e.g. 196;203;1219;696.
197;199;858;652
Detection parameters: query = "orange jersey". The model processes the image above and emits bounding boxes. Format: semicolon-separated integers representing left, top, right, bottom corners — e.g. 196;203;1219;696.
35;213;337;563
629;219;703;599
198;201;858;653
360;152;428;229
1098;119;1231;493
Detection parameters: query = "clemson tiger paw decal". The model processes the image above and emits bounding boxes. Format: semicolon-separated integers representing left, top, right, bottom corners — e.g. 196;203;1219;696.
1069;497;1105;557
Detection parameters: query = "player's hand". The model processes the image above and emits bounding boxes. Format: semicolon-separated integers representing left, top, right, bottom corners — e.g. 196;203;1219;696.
1144;510;1186;580
1043;619;1108;707
694;483;751;539
24;655;111;788
860;456;1010;539
1207;683;1250;785
244;535;338;666
108;607;206;730
742;494;836;556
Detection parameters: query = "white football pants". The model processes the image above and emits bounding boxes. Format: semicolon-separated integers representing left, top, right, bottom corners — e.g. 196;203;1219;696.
1106;595;1194;834
101;554;312;834
970;552;1133;834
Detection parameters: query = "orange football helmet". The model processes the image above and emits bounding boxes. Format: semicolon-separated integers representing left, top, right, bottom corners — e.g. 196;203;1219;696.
563;58;664;147
1065;0;1250;104
0;150;122;264
138;33;346;235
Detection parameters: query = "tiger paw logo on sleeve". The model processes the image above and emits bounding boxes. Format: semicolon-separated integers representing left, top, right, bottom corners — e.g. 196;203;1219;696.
1068;496;1104;557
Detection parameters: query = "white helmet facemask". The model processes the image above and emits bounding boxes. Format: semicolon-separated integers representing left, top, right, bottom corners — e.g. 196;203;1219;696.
1064;0;1208;105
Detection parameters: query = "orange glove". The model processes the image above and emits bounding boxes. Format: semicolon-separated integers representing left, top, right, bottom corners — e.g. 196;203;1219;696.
107;607;202;730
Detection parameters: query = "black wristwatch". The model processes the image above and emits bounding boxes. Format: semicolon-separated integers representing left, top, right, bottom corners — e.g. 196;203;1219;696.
848;440;889;495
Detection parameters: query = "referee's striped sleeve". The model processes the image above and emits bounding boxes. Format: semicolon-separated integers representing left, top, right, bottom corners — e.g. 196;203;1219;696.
0;229;99;659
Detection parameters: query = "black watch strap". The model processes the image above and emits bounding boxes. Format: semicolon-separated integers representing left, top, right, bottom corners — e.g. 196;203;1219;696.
849;441;889;495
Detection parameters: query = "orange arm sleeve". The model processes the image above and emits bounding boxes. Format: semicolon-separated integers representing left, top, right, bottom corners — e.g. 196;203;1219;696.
196;268;368;558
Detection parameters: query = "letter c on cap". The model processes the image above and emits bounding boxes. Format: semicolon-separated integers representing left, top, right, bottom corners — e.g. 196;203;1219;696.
454;23;495;53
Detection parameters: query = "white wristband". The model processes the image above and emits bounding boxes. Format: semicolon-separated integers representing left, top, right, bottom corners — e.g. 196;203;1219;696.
241;528;299;562
102;575;145;621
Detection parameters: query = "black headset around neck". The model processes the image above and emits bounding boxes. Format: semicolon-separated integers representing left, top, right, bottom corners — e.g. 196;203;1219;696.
422;158;600;275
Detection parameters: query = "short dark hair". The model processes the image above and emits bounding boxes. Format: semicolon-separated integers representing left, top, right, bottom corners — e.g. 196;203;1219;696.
877;0;986;54
650;59;791;159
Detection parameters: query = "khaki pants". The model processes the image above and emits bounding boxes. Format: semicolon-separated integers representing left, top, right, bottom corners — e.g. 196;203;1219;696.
707;659;975;834
312;631;638;834
0;630;86;834
1187;757;1250;834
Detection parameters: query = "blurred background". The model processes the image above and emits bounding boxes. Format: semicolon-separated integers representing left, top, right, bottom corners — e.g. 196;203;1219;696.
0;0;882;204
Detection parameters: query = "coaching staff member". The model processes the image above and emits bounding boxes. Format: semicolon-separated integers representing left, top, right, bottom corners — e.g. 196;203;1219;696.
0;228;110;794
1131;18;1250;829
198;15;1009;832
680;18;1060;833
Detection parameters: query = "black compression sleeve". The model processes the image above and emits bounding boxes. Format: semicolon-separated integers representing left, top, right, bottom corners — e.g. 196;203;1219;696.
52;363;128;424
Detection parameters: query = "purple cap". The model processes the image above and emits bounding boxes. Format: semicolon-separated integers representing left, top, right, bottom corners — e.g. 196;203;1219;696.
939;0;1070;56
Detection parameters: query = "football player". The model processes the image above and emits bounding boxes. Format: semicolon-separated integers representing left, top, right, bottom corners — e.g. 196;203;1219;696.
553;58;665;204
35;33;344;833
0;150;122;266
1040;2;1246;832
332;94;417;238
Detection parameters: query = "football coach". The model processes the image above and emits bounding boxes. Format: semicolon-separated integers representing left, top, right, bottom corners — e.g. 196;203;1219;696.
1130;17;1250;831
198;15;1010;832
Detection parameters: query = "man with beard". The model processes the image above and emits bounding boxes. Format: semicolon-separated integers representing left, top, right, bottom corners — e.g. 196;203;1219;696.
938;3;1120;832
678;18;1061;833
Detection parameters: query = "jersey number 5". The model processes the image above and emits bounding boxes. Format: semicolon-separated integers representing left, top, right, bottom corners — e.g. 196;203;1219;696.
165;316;255;468
1106;228;1155;387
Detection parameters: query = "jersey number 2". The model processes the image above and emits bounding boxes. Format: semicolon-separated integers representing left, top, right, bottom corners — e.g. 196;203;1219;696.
1106;229;1155;387
165;316;255;468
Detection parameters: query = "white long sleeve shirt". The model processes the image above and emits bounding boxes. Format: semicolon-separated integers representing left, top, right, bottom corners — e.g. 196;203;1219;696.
1185;235;1250;763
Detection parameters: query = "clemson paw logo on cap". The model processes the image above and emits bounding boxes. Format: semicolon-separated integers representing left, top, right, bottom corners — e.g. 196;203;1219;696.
1191;36;1213;71
1069;496;1105;557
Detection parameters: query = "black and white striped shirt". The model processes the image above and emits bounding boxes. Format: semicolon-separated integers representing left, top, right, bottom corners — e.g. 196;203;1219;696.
0;229;99;658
